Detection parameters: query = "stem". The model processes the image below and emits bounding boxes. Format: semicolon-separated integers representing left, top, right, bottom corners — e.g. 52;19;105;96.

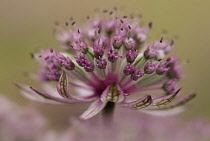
102;102;115;123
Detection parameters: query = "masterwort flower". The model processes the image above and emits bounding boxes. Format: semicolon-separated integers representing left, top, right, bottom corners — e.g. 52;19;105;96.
17;10;196;120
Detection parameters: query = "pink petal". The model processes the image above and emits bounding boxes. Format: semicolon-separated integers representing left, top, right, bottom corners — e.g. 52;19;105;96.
56;71;75;99
15;83;79;104
154;93;196;110
152;88;181;106
121;95;153;110
80;100;107;120
30;87;78;103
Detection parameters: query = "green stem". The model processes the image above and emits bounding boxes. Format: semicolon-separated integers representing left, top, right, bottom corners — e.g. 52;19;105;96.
102;101;115;122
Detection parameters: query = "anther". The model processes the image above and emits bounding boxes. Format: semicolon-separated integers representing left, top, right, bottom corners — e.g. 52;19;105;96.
170;40;174;46
65;22;69;26
30;53;34;59
103;9;108;13
148;22;152;29
72;21;76;26
50;48;54;53
160;37;163;43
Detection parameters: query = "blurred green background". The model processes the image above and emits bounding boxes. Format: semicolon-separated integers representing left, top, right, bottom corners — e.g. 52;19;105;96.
0;0;210;127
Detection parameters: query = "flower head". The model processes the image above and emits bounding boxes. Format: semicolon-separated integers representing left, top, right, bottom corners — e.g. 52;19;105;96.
18;10;195;120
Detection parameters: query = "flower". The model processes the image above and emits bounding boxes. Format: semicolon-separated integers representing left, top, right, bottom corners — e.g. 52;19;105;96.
17;10;195;120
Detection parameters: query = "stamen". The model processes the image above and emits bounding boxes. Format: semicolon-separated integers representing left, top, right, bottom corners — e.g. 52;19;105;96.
148;22;152;29
72;21;76;26
65;22;69;26
103;9;108;13
160;37;163;43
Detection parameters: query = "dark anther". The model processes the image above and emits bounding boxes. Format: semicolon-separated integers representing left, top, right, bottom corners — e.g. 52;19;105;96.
103;9;108;13
30;53;34;59
72;21;75;26
45;56;49;60
160;37;163;43
148;22;152;29
50;48;53;53
170;40;174;46
65;22;68;26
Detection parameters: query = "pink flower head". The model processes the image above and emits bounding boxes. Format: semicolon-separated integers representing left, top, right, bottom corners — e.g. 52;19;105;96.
17;10;195;120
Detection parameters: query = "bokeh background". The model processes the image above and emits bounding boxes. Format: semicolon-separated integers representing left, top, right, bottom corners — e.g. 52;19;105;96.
0;0;210;127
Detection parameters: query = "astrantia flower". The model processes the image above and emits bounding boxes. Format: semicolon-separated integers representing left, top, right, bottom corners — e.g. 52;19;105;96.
17;10;195;120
